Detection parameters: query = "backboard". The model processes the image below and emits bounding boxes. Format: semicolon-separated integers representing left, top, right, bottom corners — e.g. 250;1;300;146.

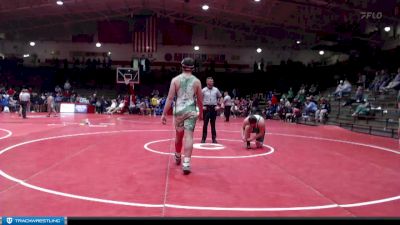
116;67;139;85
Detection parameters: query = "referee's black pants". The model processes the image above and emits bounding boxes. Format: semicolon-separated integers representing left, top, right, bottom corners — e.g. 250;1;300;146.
21;101;28;118
202;105;217;141
224;106;231;122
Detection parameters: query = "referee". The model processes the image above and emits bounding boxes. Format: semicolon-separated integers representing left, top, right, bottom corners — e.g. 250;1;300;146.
19;88;30;119
201;77;222;143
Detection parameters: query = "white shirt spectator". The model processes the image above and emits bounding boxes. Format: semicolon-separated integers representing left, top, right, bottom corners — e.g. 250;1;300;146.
140;57;146;72
118;101;125;108
335;83;343;93
55;85;62;93
341;80;352;93
223;95;232;106
64;81;71;90
79;98;89;104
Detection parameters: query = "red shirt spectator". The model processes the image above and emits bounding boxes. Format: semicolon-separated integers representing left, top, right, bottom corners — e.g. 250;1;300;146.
7;88;15;96
271;95;278;105
63;90;72;98
128;84;136;105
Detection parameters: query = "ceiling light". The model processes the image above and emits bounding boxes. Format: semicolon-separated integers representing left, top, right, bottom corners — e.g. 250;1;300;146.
23;54;30;58
256;48;262;53
384;26;391;32
194;46;200;51
56;1;64;6
96;42;101;48
319;50;325;55
202;5;209;11
254;0;261;2
296;40;301;44
29;41;36;47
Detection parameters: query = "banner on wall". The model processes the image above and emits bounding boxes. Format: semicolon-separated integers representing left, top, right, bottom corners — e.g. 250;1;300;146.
160;19;192;46
166;53;226;63
70;51;108;58
72;34;94;43
98;20;130;44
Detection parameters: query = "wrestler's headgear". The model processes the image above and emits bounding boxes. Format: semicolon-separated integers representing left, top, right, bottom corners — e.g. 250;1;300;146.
249;115;257;124
181;57;195;71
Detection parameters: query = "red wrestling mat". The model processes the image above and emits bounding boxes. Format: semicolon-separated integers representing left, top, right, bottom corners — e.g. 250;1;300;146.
0;113;399;217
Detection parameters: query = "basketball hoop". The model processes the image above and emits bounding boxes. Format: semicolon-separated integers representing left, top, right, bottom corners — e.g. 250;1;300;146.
123;74;132;85
124;78;130;85
124;75;135;92
117;68;140;85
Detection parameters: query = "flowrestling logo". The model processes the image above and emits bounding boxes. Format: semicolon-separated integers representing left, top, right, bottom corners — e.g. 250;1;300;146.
2;217;65;225
360;11;383;20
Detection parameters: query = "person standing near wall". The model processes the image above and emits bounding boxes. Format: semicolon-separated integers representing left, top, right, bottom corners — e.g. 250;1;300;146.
223;91;232;122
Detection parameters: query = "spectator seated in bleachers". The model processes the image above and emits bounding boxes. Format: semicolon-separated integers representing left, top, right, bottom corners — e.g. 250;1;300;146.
382;68;400;91
230;97;239;117
263;100;277;119
304;97;317;116
397;91;400;109
0;93;10;112
8;96;18;112
137;98;148;115
150;94;159;115
351;100;371;117
105;99;117;114
282;99;294;122
239;98;249;117
342;86;364;107
143;97;152;115
55;85;62;94
63;90;72;102
286;87;294;102
249;96;260;115
108;99;126;114
308;84;319;96
0;94;8;112
276;99;287;120
40;93;47;112
356;72;367;89
154;96;166;116
333;79;352;98
378;70;392;93
368;71;382;92
89;93;97;106
315;97;331;123
128;101;137;114
7;87;16;98
296;85;306;103
291;98;302;121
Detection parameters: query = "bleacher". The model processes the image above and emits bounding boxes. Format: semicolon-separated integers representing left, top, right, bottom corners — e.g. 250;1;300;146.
316;87;399;138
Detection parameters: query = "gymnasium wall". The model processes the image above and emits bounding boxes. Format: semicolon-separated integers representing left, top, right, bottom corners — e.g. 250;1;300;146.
0;40;344;72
